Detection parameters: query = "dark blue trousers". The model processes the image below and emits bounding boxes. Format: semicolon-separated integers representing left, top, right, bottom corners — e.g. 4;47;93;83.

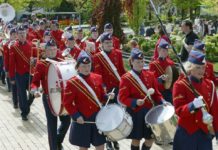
15;73;31;117
127;108;153;140
11;83;18;106
42;94;71;150
173;126;213;150
161;89;172;104
6;77;11;91
0;56;5;84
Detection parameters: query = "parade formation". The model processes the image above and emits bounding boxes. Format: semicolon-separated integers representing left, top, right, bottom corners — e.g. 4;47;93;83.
0;2;218;150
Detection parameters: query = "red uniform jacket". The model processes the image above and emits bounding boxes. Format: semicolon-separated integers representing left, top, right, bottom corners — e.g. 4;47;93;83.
63;73;106;118
27;29;39;42
31;60;50;94
9;40;37;79
37;29;45;42
3;40;10;71
112;36;120;50
61;46;81;60
173;77;218;135
69;46;81;60
75;39;86;50
50;30;63;48
204;62;218;86
93;49;126;91
119;70;163;112
149;58;174;92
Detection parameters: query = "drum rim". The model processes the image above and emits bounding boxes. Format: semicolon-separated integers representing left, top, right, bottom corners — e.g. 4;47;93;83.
47;63;64;116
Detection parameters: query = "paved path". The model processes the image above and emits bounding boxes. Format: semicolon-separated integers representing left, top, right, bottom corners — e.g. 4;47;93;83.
0;83;217;150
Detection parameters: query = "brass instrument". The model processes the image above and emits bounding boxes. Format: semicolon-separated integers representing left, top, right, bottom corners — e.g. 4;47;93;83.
0;3;15;23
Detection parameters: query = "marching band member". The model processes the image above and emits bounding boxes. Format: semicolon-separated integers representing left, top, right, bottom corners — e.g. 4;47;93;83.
88;26;100;54
119;48;166;150
149;41;175;103
9;25;36;121
63;51;115;150
37;20;46;42
192;39;218;86
27;22;39;42
31;39;70;150
152;25;174;65
62;35;81;60
3;27;18;108
75;27;86;50
59;26;73;51
173;50;218;150
50;20;63;48
104;23;120;50
43;30;52;43
93;32;126;150
152;25;170;60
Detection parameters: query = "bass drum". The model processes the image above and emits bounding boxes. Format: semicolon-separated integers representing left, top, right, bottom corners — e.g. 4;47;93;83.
145;104;177;145
47;60;77;116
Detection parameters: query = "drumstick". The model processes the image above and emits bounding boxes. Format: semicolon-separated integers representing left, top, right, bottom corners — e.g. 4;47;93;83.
105;88;115;107
72;121;96;124
57;57;65;61
143;88;155;101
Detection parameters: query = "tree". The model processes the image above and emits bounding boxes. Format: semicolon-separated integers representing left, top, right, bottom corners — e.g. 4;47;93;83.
66;0;96;23
124;0;147;34
92;0;124;41
0;0;63;11
172;0;201;19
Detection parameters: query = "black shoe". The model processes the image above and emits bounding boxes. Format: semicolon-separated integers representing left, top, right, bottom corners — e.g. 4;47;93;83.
13;104;18;109
106;141;114;150
113;141;120;150
22;116;28;121
57;143;64;150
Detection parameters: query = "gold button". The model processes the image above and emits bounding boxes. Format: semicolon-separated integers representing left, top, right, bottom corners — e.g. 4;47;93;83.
195;120;198;123
89;106;92;109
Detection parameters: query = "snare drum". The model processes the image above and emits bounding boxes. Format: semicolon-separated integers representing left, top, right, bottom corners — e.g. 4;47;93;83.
95;104;133;141
47;60;77;116
145;104;177;145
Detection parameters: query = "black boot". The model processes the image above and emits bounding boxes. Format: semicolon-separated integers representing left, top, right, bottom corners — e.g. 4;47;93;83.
1;72;5;85
131;145;139;150
141;144;151;150
57;143;64;150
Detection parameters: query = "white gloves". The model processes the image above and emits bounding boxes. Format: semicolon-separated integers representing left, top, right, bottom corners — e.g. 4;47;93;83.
193;96;204;109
